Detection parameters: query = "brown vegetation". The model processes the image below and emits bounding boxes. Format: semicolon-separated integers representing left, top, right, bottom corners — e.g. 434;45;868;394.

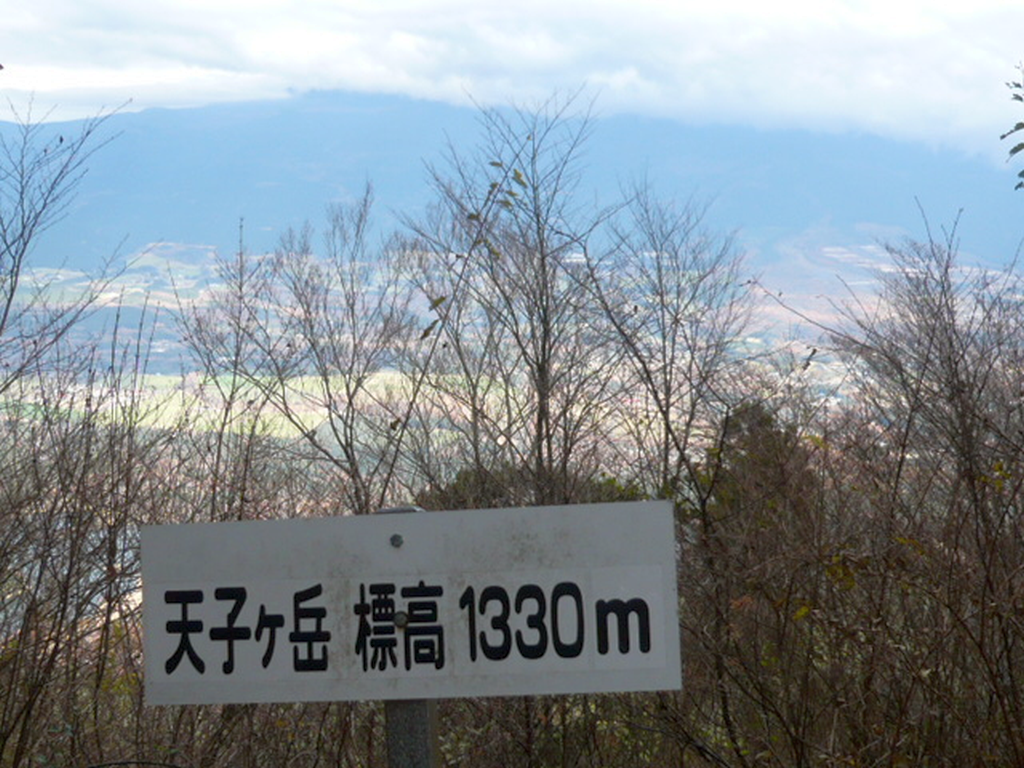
3;96;1023;767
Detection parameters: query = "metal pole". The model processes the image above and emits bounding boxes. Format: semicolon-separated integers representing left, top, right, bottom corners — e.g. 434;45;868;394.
385;699;440;768
375;506;440;768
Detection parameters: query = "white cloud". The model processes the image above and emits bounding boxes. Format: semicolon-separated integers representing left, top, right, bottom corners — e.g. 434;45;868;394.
2;0;1022;158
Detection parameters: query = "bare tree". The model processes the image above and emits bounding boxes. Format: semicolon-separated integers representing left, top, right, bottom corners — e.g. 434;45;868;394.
0;104;115;392
180;188;420;515
177;225;285;521
821;225;1024;764
585;185;752;497
403;94;626;508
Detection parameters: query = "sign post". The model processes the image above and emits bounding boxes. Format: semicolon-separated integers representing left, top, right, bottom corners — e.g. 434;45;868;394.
141;500;681;758
376;506;439;768
385;699;439;768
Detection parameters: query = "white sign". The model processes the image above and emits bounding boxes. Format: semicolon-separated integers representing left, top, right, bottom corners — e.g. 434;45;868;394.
142;501;680;705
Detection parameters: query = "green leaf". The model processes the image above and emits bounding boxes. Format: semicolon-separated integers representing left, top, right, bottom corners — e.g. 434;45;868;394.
512;168;528;188
467;212;480;221
420;318;440;340
1009;141;1024;159
489;160;503;168
1000;122;1024;140
429;295;447;310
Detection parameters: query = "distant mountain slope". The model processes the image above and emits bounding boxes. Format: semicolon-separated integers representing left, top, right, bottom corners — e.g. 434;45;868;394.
13;89;1022;295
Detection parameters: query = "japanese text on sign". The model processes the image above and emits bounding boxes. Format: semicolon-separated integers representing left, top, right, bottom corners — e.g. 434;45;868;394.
142;502;681;704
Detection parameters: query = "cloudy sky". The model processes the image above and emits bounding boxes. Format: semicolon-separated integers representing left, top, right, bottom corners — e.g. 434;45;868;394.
4;0;1022;160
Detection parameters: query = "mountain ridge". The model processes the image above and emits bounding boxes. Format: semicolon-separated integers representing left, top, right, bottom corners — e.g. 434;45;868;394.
7;89;1020;374
18;88;1017;280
